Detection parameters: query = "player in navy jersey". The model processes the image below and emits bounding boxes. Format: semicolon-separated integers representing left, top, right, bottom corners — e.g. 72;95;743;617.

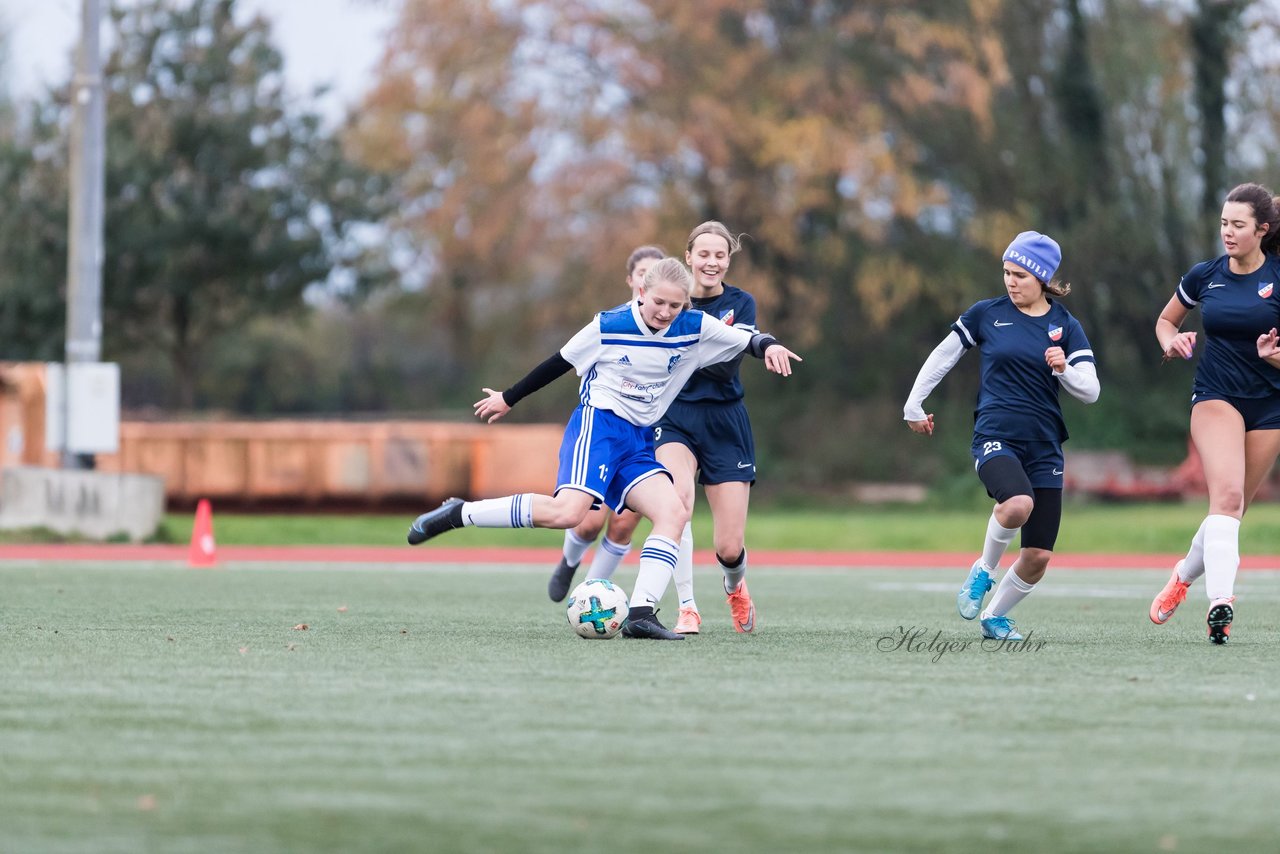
647;221;766;635
546;245;664;603
406;258;801;640
904;231;1100;640
1149;182;1280;644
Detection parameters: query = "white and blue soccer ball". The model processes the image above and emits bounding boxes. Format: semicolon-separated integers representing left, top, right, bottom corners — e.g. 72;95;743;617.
566;578;630;639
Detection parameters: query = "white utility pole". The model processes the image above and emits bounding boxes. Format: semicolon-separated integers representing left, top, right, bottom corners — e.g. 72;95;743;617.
63;0;106;468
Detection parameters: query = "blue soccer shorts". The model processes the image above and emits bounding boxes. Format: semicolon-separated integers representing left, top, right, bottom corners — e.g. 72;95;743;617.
557;405;669;513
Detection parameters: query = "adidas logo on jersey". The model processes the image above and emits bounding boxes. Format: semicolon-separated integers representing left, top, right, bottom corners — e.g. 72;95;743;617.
618;355;631;364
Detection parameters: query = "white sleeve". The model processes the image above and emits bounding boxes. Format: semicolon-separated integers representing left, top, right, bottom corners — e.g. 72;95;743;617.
695;313;752;368
1055;361;1100;404
558;317;601;375
903;332;966;422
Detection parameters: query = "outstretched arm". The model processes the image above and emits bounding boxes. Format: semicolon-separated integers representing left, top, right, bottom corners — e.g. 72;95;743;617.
904;331;966;435
473;352;573;423
747;333;802;376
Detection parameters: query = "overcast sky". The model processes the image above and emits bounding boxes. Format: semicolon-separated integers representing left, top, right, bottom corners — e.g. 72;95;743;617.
0;0;396;119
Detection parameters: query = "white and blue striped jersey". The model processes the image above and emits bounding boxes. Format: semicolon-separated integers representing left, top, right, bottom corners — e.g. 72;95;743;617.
952;296;1095;442
559;302;755;427
1176;255;1280;398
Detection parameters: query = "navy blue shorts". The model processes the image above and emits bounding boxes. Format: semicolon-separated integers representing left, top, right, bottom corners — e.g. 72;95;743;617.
971;436;1064;491
1191;389;1280;431
654;399;756;485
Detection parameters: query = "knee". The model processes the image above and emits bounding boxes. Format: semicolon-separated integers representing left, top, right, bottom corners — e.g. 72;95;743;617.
547;502;591;530
712;529;744;559
1020;548;1053;574
652;502;691;534
577;515;605;540
997;494;1034;528
606;513;640;542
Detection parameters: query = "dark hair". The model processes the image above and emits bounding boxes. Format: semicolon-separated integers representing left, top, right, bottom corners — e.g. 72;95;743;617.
1225;182;1280;256
626;245;665;276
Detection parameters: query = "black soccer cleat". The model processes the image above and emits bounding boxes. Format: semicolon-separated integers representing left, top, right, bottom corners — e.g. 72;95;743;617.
407;498;465;545
547;557;579;602
1207;600;1234;645
621;610;685;641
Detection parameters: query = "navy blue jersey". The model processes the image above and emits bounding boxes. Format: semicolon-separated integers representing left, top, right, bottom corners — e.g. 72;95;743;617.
674;285;758;404
1176;255;1280;398
952;296;1095;443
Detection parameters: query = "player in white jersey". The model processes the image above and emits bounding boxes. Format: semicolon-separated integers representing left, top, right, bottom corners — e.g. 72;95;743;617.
1150;182;1280;643
547;245;664;603
406;258;801;640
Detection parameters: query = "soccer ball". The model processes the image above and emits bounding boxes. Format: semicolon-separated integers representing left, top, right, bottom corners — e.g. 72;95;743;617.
566;578;630;639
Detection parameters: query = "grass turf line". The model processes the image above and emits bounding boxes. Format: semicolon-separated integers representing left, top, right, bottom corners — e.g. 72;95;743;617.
2;563;1278;853
162;501;1280;552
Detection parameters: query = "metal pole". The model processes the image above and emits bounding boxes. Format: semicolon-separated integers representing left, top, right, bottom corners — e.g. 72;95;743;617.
64;0;105;468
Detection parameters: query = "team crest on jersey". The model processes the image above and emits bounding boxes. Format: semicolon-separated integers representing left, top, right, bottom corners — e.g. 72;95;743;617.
1260;282;1274;299
1047;326;1063;342
667;354;682;373
719;309;735;326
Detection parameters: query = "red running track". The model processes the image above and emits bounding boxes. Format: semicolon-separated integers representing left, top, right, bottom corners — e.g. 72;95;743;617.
0;543;1274;570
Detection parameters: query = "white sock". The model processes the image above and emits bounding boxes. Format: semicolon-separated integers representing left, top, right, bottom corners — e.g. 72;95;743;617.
1178;519;1208;583
585;536;630;580
982;512;1019;571
628;535;679;609
983;570;1035;618
721;549;747;594
461;495;533;528
672;522;697;610
562;529;594;567
1202;514;1241;602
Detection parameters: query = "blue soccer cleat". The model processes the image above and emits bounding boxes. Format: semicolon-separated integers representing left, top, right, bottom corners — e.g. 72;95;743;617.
980;614;1023;641
957;559;994;620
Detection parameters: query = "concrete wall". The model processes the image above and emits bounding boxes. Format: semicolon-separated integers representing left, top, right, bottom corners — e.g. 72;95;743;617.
0;466;165;541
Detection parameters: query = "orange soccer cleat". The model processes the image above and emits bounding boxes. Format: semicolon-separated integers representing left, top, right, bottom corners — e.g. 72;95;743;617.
674;606;701;635
726;581;757;633
1149;561;1191;625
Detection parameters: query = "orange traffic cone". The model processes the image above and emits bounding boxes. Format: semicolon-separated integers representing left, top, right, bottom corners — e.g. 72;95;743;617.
188;498;217;568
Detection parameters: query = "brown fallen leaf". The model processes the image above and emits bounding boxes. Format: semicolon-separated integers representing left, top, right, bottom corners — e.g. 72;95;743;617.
238;647;249;655
292;624;309;631
337;605;348;613
286;643;297;651
137;794;157;811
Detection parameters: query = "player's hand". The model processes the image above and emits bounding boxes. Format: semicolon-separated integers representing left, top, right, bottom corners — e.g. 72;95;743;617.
1258;328;1280;360
1044;346;1066;372
473;387;511;423
763;344;802;376
1163;331;1197;361
907;415;934;436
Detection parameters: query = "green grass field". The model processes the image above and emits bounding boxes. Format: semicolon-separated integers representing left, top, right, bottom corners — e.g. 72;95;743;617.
154;501;1280;553
4;560;1278;853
